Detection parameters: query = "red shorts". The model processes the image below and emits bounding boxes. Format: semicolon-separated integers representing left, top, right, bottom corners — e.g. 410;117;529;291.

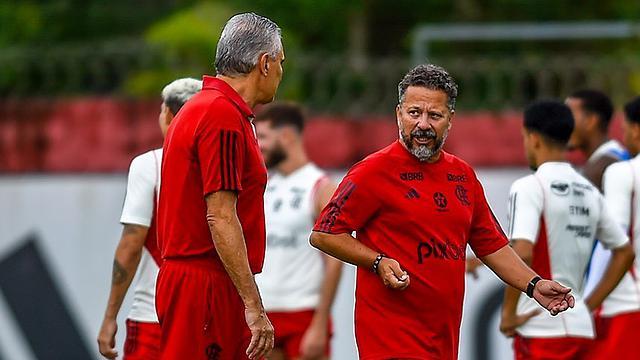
513;335;591;360
268;310;332;359
123;320;161;360
156;258;251;360
588;311;640;359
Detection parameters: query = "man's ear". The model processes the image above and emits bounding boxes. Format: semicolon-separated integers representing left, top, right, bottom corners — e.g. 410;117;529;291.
448;110;455;130
259;53;270;76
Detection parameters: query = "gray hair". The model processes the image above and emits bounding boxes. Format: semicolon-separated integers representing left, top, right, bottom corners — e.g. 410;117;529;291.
215;13;282;77
161;78;202;115
398;64;458;112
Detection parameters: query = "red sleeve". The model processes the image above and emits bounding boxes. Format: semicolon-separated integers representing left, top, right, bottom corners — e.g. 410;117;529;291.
313;164;380;234
195;99;246;196
468;172;509;257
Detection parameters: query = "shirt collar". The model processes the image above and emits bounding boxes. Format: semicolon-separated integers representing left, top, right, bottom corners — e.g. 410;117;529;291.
202;75;255;120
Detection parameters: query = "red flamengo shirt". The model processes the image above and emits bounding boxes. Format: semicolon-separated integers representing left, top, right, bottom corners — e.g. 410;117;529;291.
314;141;508;360
158;76;267;274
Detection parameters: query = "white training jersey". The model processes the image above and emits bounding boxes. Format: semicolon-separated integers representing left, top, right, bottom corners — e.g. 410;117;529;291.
596;156;640;317
119;148;162;323
582;140;634;315
255;163;328;312
507;162;628;338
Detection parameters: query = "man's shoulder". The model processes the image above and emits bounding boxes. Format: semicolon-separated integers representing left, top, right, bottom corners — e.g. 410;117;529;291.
604;159;633;179
511;174;539;193
130;149;159;170
441;151;475;172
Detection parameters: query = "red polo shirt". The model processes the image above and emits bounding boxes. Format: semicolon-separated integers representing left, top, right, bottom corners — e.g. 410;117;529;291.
158;76;267;274
314;141;508;360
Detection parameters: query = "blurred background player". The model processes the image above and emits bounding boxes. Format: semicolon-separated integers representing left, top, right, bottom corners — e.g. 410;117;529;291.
500;100;634;360
155;13;283;360
565;89;629;190
591;97;640;358
566;90;638;336
254;103;342;360
97;78;202;359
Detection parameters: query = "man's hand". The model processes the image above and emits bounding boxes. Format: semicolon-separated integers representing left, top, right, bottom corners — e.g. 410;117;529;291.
377;258;410;290
245;305;275;359
299;321;327;360
97;317;118;359
499;310;540;337
532;280;575;316
466;257;483;279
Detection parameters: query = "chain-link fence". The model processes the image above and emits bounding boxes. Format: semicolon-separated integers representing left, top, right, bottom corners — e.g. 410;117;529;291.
1;41;638;114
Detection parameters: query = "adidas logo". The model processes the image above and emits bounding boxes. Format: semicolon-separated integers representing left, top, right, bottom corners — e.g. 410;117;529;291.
406;188;420;199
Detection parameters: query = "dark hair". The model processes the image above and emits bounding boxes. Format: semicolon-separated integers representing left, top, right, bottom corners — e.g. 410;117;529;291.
568;89;613;132
255;102;305;132
524;100;575;146
624;97;640;124
398;64;458;112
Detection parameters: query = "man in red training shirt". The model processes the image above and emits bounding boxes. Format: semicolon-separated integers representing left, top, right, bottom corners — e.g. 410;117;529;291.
310;64;576;360
156;13;284;360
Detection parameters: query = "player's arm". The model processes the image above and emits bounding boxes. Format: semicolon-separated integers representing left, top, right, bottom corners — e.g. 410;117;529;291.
98;155;155;359
310;174;409;291
482;245;573;316
206;190;273;360
496;240;539;337
98;224;148;359
585;168;635;310
300;179;342;359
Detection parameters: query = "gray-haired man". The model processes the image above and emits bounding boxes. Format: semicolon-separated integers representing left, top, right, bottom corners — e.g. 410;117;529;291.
97;78;202;360
310;64;575;359
155;13;284;360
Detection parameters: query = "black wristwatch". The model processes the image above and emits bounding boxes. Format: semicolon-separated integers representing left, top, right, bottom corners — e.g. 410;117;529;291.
526;276;542;298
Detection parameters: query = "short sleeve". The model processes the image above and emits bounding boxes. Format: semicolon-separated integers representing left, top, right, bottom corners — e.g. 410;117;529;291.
507;176;543;243
602;163;633;232
596;193;629;250
120;153;157;227
195;99;246;196
467;173;509;257
313;164;380;234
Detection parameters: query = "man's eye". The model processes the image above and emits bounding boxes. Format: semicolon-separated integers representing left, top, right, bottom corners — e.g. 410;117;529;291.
409;110;420;116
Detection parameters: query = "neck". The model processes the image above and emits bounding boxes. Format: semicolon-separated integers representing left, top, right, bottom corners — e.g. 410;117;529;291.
536;148;566;167
276;145;309;176
216;74;260;108
581;133;609;157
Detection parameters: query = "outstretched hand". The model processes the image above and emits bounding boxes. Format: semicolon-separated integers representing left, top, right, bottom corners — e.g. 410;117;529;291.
532;280;575;316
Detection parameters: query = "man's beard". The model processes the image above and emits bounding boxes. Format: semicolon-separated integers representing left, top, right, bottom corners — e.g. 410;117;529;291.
400;127;448;162
264;143;287;168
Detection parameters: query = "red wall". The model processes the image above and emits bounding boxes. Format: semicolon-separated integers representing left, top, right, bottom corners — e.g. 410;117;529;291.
0;98;623;172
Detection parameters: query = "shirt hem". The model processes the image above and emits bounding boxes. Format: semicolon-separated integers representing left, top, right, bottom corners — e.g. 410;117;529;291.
120;216;152;227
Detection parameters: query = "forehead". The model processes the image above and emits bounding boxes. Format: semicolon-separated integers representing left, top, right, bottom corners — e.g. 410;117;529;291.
402;86;448;108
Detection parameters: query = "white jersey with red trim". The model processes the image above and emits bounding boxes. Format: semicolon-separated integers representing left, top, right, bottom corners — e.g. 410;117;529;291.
507;162;628;338
255;163;328;312
596;157;640;317
119;148;162;323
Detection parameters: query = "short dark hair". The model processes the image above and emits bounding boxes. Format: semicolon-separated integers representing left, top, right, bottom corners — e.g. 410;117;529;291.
524;100;574;146
398;64;458;112
255;102;305;132
568;89;614;132
624;97;640;124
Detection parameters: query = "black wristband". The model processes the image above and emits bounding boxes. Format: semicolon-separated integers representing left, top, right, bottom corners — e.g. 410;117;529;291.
526;276;542;298
372;254;386;274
